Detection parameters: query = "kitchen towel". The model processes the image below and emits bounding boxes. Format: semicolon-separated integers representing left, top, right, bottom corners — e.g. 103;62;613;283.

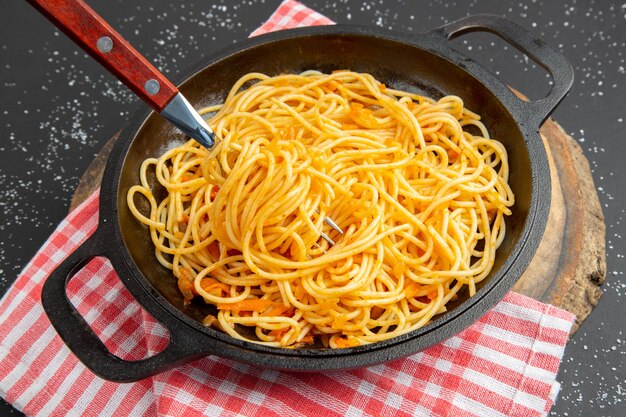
0;1;575;416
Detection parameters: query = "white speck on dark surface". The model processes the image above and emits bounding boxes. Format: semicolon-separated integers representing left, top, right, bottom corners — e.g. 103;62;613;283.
0;1;625;416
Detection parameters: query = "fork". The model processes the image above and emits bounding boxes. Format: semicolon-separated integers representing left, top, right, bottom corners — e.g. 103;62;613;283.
26;0;343;243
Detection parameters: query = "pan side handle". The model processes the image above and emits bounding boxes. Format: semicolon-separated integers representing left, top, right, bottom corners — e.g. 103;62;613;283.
433;14;574;127
41;227;205;382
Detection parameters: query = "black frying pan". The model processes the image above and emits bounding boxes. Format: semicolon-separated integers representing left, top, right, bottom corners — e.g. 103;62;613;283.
42;15;573;382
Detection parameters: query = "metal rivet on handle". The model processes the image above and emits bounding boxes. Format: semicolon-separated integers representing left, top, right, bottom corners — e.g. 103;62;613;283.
144;79;161;95
96;36;113;53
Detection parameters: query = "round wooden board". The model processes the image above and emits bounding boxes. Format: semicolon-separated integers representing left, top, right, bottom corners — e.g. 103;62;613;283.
70;118;606;335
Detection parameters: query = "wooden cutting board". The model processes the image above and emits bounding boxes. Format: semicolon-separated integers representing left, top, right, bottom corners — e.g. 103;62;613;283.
70;117;606;334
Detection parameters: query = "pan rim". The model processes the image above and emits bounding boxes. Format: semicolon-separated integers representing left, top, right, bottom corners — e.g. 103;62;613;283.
100;24;550;365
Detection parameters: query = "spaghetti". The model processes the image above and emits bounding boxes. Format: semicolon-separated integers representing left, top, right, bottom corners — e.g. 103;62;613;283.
127;71;514;348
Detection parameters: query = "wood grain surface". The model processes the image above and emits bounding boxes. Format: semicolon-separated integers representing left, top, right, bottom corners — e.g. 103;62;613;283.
70;119;606;335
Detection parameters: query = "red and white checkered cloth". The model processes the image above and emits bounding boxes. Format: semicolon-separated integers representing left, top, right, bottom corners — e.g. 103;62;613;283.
0;2;575;416
249;0;333;37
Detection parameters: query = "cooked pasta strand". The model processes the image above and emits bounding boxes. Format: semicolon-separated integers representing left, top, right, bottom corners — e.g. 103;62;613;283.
127;71;514;348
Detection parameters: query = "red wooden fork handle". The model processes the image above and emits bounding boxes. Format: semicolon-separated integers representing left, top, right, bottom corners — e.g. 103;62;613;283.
26;0;178;112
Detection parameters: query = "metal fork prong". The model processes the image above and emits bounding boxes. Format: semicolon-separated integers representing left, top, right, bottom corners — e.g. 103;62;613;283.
320;232;336;246
315;208;344;235
323;216;344;235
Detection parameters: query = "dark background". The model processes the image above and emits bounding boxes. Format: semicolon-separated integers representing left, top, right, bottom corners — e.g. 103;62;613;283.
1;0;624;415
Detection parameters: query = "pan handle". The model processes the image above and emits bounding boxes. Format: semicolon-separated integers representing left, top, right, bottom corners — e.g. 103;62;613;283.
41;226;205;382
433;14;574;126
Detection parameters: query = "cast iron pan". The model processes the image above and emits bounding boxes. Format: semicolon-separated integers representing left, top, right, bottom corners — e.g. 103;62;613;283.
42;15;573;382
